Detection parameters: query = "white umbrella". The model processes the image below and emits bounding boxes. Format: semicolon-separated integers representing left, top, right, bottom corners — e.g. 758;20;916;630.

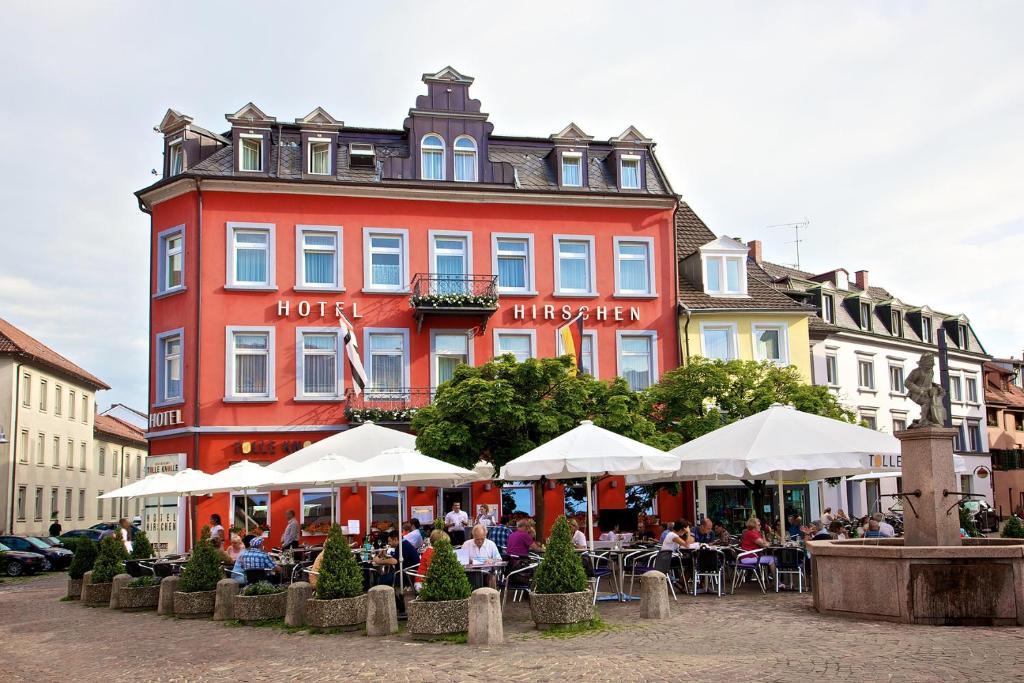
499;419;678;552
262;455;361;527
98;472;174;558
184;461;279;534
142;468;217;545
847;455;969;481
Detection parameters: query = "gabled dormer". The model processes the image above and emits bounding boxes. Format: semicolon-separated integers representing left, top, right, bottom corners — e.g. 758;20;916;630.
158;109;193;177
295;107;343;179
877;298;906;338
550;123;593;189
810;268;850;291
682;236;749;297
943;314;971;350
846;292;874;332
907;305;936;344
226;103;275;174
608;126;652;191
812;281;838;324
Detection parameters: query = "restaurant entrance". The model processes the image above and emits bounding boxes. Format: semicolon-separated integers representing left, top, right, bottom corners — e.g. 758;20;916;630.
441;487;471;520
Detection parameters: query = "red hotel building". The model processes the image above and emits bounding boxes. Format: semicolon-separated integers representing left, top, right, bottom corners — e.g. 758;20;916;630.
136;67;689;544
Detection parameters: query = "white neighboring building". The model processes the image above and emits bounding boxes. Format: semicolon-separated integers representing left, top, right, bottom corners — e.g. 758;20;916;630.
100;404;148;432
762;264;992;517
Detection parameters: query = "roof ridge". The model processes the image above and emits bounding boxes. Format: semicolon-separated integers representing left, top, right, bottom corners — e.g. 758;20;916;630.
0;317;109;390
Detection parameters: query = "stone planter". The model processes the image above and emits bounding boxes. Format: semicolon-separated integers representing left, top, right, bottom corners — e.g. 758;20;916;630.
118;585;161;611
233;591;287;622
305;594;367;630
81;582;113;607
66;578;83;600
406;598;470;638
174;590;216;618
529;591;593;628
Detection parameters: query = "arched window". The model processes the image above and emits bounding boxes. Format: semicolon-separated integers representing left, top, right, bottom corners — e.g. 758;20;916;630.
421;134;445;180
453;135;478;182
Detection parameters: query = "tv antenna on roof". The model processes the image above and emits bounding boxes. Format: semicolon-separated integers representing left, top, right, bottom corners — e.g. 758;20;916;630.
767;219;810;269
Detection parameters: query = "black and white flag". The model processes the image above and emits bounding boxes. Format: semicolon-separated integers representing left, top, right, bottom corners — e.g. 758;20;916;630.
338;313;368;395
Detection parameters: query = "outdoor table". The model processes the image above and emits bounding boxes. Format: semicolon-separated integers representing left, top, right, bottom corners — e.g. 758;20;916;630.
462;560;507;590
579;546;647;602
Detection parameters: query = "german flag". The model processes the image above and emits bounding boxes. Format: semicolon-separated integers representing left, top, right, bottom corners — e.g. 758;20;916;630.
558;312;585;375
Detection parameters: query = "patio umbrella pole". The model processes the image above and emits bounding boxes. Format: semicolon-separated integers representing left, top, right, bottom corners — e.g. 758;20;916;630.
586;472;595;553
777;473;785;539
397;477;405;601
244;491;249;535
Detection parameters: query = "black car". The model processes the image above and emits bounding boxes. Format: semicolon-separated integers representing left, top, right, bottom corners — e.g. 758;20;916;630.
59;529;105;544
0;541;45;576
0;536;74;571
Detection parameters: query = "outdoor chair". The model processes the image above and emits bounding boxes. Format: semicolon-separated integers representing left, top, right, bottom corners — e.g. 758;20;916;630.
652;549;681;600
730;549;767;594
501;561;538;608
402;563;426;593
772;546;806;593
624;548;658;598
692;546;725;597
244;568;280;585
582;551;615;605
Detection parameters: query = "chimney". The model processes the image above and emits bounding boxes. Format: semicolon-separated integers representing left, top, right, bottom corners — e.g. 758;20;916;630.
747;240;763;265
854;270;869;291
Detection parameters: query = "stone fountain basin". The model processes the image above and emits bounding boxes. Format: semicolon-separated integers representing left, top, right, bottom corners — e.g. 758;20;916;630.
810;538;1024;626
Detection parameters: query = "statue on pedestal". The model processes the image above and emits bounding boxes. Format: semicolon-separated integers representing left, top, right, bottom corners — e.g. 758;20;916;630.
904;352;947;428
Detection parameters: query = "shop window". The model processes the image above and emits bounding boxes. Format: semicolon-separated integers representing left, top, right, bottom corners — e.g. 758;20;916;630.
232;493;269;533
501;485;535;516
301;490;333;536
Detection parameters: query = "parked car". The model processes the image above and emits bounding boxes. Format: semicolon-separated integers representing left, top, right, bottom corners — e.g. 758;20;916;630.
33;536;67;548
0;536;74;571
0;541;45;577
964;499;999;533
90;522;120;532
59;529;105;544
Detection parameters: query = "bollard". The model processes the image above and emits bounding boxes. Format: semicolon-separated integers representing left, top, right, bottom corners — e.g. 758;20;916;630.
639;570;671;620
468;587;503;645
365;585;398;636
109;574;132;609
213;579;240;621
157;575;180;616
82;570;94;589
285;581;314;627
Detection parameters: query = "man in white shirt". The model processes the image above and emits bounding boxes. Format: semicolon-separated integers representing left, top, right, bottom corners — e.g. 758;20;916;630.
281;510;300;549
463;525;502;588
872;512;895;538
402;520;423;549
445;502;470;544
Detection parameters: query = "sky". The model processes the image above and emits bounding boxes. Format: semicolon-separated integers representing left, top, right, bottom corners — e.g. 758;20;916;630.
0;1;1021;411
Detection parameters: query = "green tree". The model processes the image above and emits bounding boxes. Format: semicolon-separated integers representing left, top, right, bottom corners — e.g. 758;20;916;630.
413;355;680;535
1002;516;1024;539
533;516;589;594
178;526;223;593
130;530;155;560
67;538;98;580
91;535;128;584
418;536;472;602
315;524;364;600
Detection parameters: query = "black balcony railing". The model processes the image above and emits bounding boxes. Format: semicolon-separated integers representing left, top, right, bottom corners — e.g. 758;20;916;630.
992;448;1024;471
344;387;434;423
410;273;498;332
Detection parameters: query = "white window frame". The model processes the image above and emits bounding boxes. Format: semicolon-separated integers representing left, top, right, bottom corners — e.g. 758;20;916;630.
168;138;184;175
561;152;582;187
822;294;835;323
491;233;536;295
156;224;186;297
294;327;345;401
555;329;599;378
859;301;872;331
921;316;933;343
965;374;979;404
224;326;276;402
362;227;410;293
307;137;332;176
428;230;473;278
363;328;411;394
619;154;641;189
857;357;876;391
300;488;333;534
420;133;445;181
751;322;789;366
295;225;343;292
888;363;905;395
552;235;597;296
612;236;656;297
616;330;659;390
891;310;903;337
453;135;478;182
226;222;276;290
859;410;878;431
155;328;184;407
54;385;62;416
239;133;263;172
699;322;739;361
825;352;839;386
493;329;537;363
949;374;963;403
39;379;47;412
230;492;270;535
430;329;475;389
67;438;74;470
701;254;747;296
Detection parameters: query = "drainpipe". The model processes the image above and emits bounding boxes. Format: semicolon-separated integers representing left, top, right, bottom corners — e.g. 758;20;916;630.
679;303;692;364
7;361;23;533
190;179;204;547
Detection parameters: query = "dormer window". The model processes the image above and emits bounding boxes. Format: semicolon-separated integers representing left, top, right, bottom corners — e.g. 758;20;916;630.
421;134;445;180
921;316;933;343
859;301;872;331
453;136;477;182
891;310;903;337
822;294;835;323
240;135;263;172
561;153;582;187
958;323;968;348
308;139;331;175
704;255;745;295
620;155;641;189
168;140;184;175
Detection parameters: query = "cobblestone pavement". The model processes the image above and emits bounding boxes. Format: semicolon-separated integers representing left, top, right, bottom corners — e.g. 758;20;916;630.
2;574;1023;682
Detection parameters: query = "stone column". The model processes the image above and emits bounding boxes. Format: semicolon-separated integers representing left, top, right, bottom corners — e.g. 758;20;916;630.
366;585;398;636
109;574;132;609
157;576;180;616
285;581;314;627
213;579;240;621
639;571;670;619
468;588;503;645
896;427;962;547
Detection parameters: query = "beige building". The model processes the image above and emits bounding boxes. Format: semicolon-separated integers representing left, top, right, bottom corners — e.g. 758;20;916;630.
94;414;148;522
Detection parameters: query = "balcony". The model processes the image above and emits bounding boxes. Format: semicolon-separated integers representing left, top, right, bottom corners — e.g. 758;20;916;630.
410;273;498;333
344;387;433;424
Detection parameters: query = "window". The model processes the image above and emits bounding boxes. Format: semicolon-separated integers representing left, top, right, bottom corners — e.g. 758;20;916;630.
240;135;262;172
493;234;534;294
54;385;62;415
966;376;979;403
363;228;408;292
67;438;74;469
22;372;30;406
701;324;737;361
366;330;409;394
922;316;933;343
232;493;269;532
752;324;788;365
64;489;72;519
81;395;88;422
81;443;87;471
967;422;982;452
168;140;184;175
307;138;331;175
430;232;471;293
155;330;184;404
891;311;903;337
958;324;968;348
78;490;85;520
18;430;27;463
889;365;905;393
953;422;964;451
822;294;835;323
950;375;962;402
98;447;105;475
158;226;185;294
36;433;44;465
860;413;878;430
617;332;657;391
557;329;597;377
619;155;641;189
494;330;535;363
136;455;140;478
453;136;477;182
858;359;875;390
226;327;275;400
16;486;26;521
859;301;872;331
33;487;42;521
614;238;655;296
703;255;745;295
301;490;333;535
892;416;907;433
113;449;119;476
297;329;343;399
50;488;57;520
296;226;342;290
52;436;60;468
502;485;534;515
561;152;582;187
97;494;104;521
825;354;839;386
369;487;403;528
431;331;470;388
69;390;75;420
421;134;445;180
227;223;275;289
39;379;47;411
554;236;596;295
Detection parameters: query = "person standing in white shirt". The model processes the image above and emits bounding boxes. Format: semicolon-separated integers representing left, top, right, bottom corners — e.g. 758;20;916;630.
475;504;496;528
118;518;134;555
445;502;470;544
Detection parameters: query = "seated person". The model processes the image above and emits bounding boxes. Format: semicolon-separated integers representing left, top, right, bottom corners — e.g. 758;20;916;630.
506;519;544;558
486;516;513;554
634;521;656;543
828;520;847;540
863;519;883;538
693;518;716;544
806;522;833;542
227;533;244;562
661;520;693;551
739;518;770;552
402;520;423;550
600;524;621;541
568;520;588;550
712;521;732;545
463;524;502;563
416;529;448;589
231;536;277;585
372;530;420;586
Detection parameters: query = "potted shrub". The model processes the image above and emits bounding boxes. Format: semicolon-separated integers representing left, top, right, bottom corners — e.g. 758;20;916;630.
407;536;472;638
530;515;592;629
81;536;127;606
125;530;155;576
174;527;223;618
118;575;161;611
1002;516;1024;539
66;538;97;599
306;524;366;630
233;581;287;622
